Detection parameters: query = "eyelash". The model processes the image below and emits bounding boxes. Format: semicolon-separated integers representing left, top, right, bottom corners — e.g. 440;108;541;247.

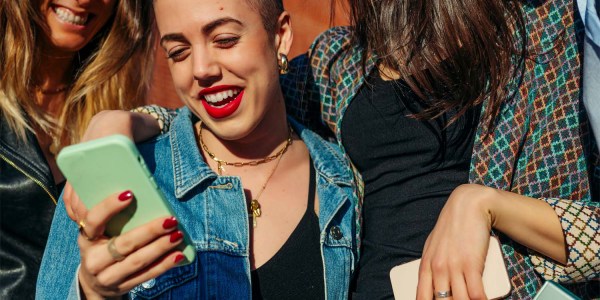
165;36;239;61
215;37;239;48
166;48;187;61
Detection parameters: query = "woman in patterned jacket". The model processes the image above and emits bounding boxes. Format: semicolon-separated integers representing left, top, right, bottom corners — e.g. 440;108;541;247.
279;0;599;299
71;0;599;298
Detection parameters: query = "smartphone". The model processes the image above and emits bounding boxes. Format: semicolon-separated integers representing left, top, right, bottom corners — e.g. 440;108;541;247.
533;281;580;300
389;236;511;299
57;134;195;265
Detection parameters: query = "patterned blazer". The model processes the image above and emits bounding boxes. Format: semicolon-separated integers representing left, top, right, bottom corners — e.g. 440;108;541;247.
281;0;599;298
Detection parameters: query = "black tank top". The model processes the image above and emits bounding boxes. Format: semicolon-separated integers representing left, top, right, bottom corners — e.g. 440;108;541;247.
251;160;325;300
343;72;478;299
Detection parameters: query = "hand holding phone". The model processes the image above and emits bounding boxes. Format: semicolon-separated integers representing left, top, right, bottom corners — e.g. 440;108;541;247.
57;135;196;298
57;135;195;262
75;193;188;298
389;236;511;299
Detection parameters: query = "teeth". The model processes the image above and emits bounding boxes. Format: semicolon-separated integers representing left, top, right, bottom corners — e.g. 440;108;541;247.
204;88;241;104
55;7;88;25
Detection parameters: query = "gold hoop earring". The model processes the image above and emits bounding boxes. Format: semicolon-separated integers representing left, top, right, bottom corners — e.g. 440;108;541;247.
278;53;289;75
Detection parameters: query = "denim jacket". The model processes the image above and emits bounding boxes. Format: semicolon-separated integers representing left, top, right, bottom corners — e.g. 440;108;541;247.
36;107;358;300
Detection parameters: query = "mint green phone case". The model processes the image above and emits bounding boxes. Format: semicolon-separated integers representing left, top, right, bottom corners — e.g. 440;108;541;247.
57;134;195;265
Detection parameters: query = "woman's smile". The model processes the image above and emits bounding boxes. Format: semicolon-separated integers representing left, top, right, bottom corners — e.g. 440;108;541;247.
199;85;244;119
52;5;91;27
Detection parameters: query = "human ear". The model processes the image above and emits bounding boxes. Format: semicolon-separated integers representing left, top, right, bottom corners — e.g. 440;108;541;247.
274;11;293;57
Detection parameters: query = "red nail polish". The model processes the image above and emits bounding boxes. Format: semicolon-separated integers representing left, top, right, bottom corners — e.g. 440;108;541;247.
118;190;133;201
174;254;185;264
163;217;178;229
170;231;183;243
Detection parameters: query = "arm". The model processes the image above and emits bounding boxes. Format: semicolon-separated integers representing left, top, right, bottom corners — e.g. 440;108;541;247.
65;106;178;221
83;110;160;143
487;188;568;264
528;197;600;282
85;105;177;144
416;184;599;300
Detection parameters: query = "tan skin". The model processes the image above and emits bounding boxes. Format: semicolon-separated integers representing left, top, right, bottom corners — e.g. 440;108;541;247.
74;1;319;298
415;185;566;300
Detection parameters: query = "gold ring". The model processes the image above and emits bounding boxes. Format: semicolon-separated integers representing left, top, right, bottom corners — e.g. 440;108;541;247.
435;290;452;298
78;220;96;241
107;236;126;262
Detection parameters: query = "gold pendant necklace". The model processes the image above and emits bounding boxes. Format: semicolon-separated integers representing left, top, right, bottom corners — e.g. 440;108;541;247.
197;122;293;227
248;151;285;227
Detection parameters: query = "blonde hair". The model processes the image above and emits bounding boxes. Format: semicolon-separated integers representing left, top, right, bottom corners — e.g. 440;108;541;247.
0;0;155;150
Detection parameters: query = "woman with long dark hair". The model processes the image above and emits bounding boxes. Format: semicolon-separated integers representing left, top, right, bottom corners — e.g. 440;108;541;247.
280;0;599;298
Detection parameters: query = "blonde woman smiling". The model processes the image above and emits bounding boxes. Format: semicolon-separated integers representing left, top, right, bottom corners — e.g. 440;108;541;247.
0;1;155;297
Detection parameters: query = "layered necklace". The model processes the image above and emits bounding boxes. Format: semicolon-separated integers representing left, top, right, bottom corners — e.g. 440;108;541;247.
197;122;293;227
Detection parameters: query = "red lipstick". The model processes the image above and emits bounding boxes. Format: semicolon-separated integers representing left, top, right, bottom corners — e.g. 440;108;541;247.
199;86;243;119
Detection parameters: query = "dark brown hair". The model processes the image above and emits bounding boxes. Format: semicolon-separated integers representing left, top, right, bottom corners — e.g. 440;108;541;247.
348;0;527;130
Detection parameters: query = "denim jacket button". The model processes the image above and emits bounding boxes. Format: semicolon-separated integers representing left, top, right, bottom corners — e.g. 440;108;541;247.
141;278;156;289
330;226;343;240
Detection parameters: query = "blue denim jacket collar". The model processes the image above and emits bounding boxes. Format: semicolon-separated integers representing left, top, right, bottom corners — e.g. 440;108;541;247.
169;107;353;200
169;107;216;198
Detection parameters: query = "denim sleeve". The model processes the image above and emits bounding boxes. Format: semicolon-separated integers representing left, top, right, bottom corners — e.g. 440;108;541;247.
36;195;83;299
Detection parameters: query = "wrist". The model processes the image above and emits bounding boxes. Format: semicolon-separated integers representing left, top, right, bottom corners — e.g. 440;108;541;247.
450;184;500;229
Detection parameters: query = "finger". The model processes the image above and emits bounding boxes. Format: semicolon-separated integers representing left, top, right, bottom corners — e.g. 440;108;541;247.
95;230;185;287
63;182;77;221
77;263;118;299
117;251;186;293
431;259;452;300
82;216;178;275
72;191;89;224
449;270;469;300
416;259;434;300
464;268;487;300
84;190;135;240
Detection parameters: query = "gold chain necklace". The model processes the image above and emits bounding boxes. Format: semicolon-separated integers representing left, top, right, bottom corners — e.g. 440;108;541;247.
198;123;293;175
197;122;293;227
